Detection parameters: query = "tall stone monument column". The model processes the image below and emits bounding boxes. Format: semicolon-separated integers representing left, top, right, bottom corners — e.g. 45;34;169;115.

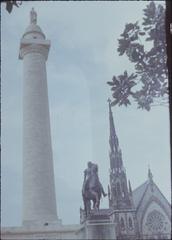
19;8;59;226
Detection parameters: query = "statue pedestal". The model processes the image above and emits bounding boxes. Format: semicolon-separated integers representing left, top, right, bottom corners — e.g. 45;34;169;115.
80;209;116;240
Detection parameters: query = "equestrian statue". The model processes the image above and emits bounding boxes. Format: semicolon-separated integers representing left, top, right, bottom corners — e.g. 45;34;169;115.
82;162;107;217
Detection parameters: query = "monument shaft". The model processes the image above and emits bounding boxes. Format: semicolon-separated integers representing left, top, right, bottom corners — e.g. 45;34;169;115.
19;9;58;226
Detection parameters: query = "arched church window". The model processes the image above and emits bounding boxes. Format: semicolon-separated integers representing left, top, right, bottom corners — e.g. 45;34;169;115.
120;217;125;230
128;217;133;229
145;210;165;233
117;182;121;196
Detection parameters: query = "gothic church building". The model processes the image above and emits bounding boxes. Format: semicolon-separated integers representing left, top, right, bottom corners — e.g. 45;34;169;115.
104;100;171;239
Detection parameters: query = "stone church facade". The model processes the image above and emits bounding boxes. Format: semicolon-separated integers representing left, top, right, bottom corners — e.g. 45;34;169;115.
104;100;171;240
1;9;171;240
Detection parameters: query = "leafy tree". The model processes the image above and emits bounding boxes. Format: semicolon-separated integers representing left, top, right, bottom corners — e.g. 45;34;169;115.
107;1;168;111
1;1;22;13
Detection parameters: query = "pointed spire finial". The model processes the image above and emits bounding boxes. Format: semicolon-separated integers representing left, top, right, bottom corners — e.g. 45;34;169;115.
148;165;153;182
30;7;37;24
108;184;111;199
107;98;112;110
108;98;113;117
128;180;132;194
107;98;111;104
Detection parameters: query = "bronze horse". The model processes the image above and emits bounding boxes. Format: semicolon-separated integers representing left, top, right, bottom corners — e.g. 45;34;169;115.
82;163;105;217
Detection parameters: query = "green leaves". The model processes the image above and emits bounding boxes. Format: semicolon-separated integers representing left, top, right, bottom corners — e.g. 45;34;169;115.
117;39;130;56
133;92;153;111
126;43;145;63
118;22;140;56
108;1;168;111
2;1;22;14
143;1;156;26
107;71;137;107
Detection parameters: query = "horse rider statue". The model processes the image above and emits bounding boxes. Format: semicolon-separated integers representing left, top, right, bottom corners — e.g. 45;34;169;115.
82;161;107;216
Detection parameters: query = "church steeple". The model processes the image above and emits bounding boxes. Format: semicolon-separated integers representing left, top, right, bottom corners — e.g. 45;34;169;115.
108;99;133;209
108;99;123;172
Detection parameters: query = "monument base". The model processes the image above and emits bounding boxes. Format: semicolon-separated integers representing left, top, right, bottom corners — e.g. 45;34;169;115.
1;224;82;240
80;208;116;239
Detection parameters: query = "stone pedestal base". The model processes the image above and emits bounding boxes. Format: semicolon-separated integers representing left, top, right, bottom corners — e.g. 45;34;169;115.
81;209;116;239
1;224;82;240
85;221;116;240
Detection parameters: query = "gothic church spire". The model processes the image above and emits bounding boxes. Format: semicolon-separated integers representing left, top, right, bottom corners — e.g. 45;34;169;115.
108;99;134;209
108;99;123;171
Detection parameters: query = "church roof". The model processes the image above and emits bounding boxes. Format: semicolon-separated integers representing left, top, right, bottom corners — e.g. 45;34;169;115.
132;180;149;209
132;179;171;210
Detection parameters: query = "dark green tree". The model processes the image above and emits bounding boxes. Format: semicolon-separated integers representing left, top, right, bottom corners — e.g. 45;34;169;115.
107;1;168;111
1;1;22;13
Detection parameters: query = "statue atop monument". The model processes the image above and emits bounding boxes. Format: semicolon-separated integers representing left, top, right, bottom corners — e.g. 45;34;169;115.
30;7;37;24
82;162;107;216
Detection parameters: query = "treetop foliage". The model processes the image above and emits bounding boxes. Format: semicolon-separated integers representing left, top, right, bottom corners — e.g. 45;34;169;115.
107;1;168;111
1;1;22;14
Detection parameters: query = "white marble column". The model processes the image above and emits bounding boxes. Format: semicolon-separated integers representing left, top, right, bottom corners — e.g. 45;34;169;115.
19;8;59;226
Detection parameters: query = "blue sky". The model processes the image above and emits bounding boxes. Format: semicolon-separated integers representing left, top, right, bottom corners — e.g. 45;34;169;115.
1;1;170;226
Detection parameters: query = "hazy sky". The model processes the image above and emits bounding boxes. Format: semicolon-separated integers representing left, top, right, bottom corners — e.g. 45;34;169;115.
1;1;170;227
